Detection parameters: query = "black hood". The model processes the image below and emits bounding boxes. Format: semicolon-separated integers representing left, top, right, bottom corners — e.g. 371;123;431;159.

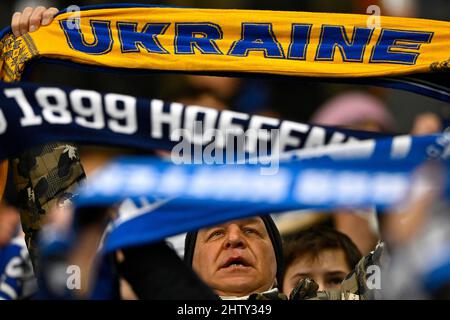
184;215;284;286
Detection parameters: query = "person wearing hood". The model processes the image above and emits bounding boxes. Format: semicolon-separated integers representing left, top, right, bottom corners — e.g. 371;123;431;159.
115;215;285;300
184;216;284;299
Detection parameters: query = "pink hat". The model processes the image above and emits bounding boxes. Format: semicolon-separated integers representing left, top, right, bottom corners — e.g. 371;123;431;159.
311;91;395;131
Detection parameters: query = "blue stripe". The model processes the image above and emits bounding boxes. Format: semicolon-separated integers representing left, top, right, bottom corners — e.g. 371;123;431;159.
58;3;187;14
69;146;450;254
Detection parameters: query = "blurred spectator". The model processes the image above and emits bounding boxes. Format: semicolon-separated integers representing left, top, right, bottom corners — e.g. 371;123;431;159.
308;91;395;255
411;112;443;135
380;163;450;299
282;226;362;295
311;91;396;133
0;205;19;247
185;75;242;103
0;205;36;299
381;0;418;17
173;75;280;118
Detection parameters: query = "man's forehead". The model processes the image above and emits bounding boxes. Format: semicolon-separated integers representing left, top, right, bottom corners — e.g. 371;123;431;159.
200;217;266;232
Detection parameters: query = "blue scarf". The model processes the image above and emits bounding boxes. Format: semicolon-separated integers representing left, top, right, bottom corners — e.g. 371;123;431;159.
73;132;450;255
0;81;386;161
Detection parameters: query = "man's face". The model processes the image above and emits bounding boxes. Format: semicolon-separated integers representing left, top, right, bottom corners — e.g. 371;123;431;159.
192;217;277;297
282;249;351;295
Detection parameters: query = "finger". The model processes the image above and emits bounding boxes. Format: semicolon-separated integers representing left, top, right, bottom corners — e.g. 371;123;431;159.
11;12;22;37
29;6;46;32
19;7;34;36
41;7;59;25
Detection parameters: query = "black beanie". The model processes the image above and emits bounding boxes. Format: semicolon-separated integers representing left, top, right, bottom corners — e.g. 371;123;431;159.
184;215;284;287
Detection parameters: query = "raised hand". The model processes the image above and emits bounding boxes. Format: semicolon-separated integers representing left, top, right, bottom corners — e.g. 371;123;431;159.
11;6;59;37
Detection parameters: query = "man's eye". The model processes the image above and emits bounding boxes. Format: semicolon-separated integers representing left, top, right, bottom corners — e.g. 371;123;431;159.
208;230;224;239
243;228;258;235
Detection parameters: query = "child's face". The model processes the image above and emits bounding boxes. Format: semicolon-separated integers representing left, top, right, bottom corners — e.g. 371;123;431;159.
283;248;351;295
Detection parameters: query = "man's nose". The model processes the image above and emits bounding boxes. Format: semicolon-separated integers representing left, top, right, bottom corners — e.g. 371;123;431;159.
223;226;246;249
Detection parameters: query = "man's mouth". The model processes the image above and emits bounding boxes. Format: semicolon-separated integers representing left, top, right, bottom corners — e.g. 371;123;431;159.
222;257;251;268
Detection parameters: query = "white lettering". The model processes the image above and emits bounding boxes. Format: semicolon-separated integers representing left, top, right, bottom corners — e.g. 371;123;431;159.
151;100;182;140
105;93;138;134
70;89;105;129
4;88;43;126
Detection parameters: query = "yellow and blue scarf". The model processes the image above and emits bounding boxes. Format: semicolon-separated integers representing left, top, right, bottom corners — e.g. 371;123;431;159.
1;5;449;85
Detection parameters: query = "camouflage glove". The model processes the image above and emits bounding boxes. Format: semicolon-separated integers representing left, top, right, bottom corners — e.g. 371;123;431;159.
11;142;86;270
339;242;385;300
314;290;360;300
249;289;288;300
289;278;361;300
289;278;319;300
